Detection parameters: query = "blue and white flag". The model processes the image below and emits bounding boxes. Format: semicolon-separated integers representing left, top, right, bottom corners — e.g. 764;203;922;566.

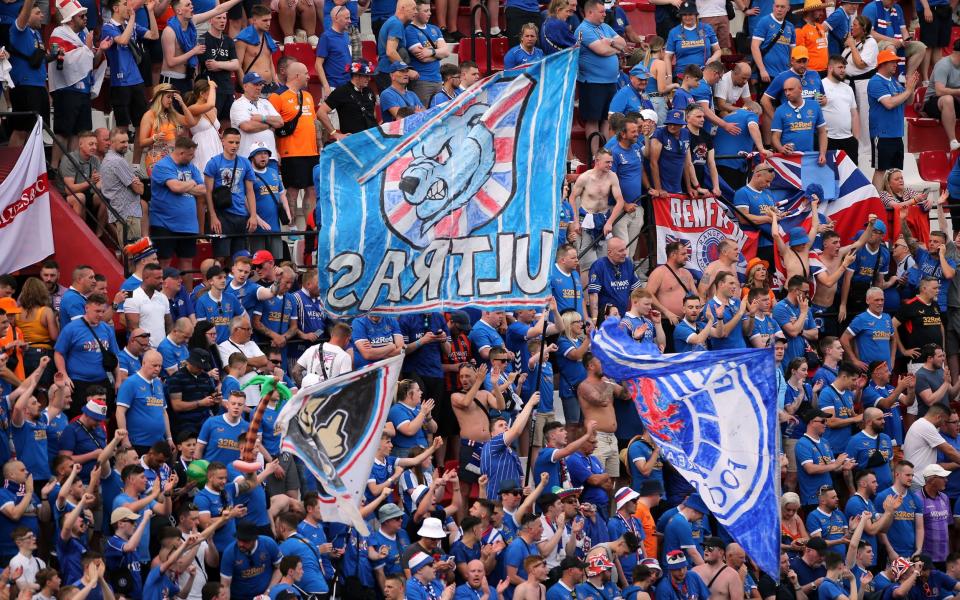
314;49;579;316
591;319;781;578
276;354;403;535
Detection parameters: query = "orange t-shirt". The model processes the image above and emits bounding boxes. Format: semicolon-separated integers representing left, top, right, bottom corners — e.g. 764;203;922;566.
269;89;319;158
0;325;26;381
797;23;829;72
633;502;658;559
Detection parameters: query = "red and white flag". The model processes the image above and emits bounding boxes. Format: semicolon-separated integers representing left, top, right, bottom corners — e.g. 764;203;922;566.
0;118;53;273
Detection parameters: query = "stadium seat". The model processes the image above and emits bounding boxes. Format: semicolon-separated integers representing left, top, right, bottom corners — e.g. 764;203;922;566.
458;36;508;74
906;117;950;153
917;150;953;191
945;26;960;57
628;0;656;37
905;85;925;119
902;152;942;202
284;42;319;82
362;39;378;70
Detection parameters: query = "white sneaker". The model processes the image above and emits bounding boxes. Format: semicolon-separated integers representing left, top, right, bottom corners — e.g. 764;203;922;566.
308;35;319;48
950;139;960;151
283;35;295;47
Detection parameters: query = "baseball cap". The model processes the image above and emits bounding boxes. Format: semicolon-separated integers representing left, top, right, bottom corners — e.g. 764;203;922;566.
243;72;266;85
383;61;411;73
678;1;697;13
791;46;810;60
498;479;522;494
703;536;725;550
162;267;181;280
449;311;472;332
559;556;586;570
187;348;212;370
629;64;650;79
251;250;274;266
0;297;20;314
805;537;828;552
801;407;830;422
409;552;435;574
640;109;659;124
871;219;887;235
921;464;952;479
236;522;259;542
110;507;140;524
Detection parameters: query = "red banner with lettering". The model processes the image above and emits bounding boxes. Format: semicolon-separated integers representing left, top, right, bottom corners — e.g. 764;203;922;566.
0;118;53;273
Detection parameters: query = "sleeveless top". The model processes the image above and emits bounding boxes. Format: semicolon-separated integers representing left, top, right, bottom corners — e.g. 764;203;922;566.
16;306;53;349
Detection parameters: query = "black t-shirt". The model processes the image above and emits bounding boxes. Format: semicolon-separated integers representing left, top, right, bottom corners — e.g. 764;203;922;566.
324;83;378;134
199;32;238;89
758;572;796;600
688;126;714;187
896;297;943;351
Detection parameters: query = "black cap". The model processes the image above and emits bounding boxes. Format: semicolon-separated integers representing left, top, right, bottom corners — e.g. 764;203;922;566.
236;521;259;542
498;479;522;494
187;348;211;370
162;267;181;280
805;537;828;552
678;1;697;14
703;536;725;550
449;310;472;332
800;407;830;423
560;556;587;570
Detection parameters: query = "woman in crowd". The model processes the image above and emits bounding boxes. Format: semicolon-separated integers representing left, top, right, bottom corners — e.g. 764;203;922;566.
139;84;198;177
779;491;809;555
642;36;675;123
186;79;224;232
15;277;58;387
781;357;819;493
557;310;591;425
842;15;878;165
541;0;578;55
189;320;224;372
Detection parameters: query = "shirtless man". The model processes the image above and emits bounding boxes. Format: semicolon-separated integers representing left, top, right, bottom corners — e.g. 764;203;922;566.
160;0;241;94
578;353;630;478
691;537;742;600
569;149;625;283
771;198;820;283
810;221;874;336
451;363;504;509
235;5;279;90
645;241;697;325
698;239;739;299
724;543;755;598
513;555;549;600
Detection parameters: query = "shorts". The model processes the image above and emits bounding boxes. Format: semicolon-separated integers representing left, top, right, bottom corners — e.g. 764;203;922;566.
871;137;904;172
577;227;606;272
783;437;798;473
577;82;618;122
228;0;256;20
265;452;302;496
9;85;50;132
922;94;960;120
215;91;235;124
532;411;556;447
151;225;199;259
280;155;319;189
700;16;731;48
111;83;149;129
212;210;251;258
458;439;484;483
118;216;142;242
52;89;92;136
159;73;194;95
946;307;960;355
592;431;620;477
918;5;953;48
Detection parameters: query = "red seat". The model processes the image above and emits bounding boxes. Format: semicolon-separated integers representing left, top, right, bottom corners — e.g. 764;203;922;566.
917;150;953;191
907;117;950;153
361;40;378;70
620;1;636;10
283;42;319;82
945;26;960;57
458;37;508;74
627;0;656;37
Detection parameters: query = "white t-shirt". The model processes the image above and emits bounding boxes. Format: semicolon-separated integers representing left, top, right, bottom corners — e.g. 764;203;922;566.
714;71;750;105
822;78;857;139
843;37;879;77
903;417;945;484
296;342;353;387
9;554;45;589
178;536;209;600
218;338;266;407
123;287;171;348
230;96;281;159
698;0;727;19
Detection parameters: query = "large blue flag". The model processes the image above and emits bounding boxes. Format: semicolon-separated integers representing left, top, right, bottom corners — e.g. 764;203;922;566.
591;319;781;578
313;49;579;317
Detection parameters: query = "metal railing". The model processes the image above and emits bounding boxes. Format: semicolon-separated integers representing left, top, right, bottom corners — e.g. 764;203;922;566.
0;111;132;255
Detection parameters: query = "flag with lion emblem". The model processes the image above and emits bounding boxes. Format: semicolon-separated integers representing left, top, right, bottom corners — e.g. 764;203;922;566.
313;48;578;316
276;354;403;535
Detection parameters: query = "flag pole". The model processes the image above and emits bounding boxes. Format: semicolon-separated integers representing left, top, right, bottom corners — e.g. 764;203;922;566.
523;301;550;486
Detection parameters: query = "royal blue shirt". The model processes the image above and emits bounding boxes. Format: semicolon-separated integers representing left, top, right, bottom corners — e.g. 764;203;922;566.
279;534;329;593
204;154;255;217
550;264;583;315
764;69;824;104
194;486;236;553
195;292;245;343
705;296;748;349
652;126;690;193
846;431;894;489
868;73;907;138
116;373;167;447
198;415;248;465
734;183;777;246
399;313;449;379
252;164;285;233
846;310;895;368
468;319;507;366
381;86;424;122
105;534;144;599
587;257;641;316
874;487;923;557
102;20;148;86
11;417;50;480
771;99;825;152
773;298;816;363
404;23;444;81
504;45;544;70
150;156;202;234
665;23;718;78
352;316;401;369
806;508;849;556
609;140;644;203
862;0;905;42
574;21;620;83
845;493;880;562
796;434;836;505
9;23;45;86
221;537;281;599
54;319;121;382
751;16;796;78
316;29;351;87
376;15;406;71
848;245;890;284
556;336;587;398
820;384;857;451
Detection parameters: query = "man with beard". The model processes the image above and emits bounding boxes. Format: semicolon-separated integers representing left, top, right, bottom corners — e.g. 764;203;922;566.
811;229;869;336
691;537;741;599
644;241;697;349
